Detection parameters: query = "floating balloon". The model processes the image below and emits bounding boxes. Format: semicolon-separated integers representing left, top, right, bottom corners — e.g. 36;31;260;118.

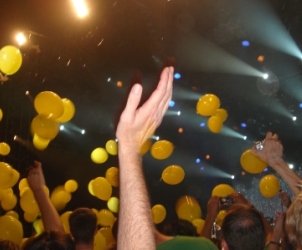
94;231;106;250
64;180;78;193
1;193;17;211
151;204;166;224
162;165;185;185
60;211;72;233
0;142;10;156
34;91;64;119
0;168;19;190
196;94;220;116
105;140;118;156
56;98;75;123
107;197;119;213
91;147;108;164
88;180;95;196
140;139;152;155
259;175;280;198
99;227;115;246
20;189;40;214
50;187;71;211
31;115;59;140
33;133;50;150
240;149;268;174
207;116;223;133
212;184;235;197
215;108;228;122
0;45;23;75
0;109;2;121
18;178;29;192
98;209;115;227
0;215;23;244
5;211;19;220
192;218;205;234
24;212;38;223
105;167;119;187
175;195;202;222
33;218;44;235
0;188;13;201
0;162;13;187
92;177;112;201
216;210;227;227
150;140;174;160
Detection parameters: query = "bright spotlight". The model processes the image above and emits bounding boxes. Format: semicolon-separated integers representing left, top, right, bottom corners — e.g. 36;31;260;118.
196;158;201;164
15;32;26;46
240;123;247;128
292;116;297;121
72;0;88;18
169;100;175;108
299;103;302;108
174;73;181;79
199;122;205;127
289;164;294;169
81;129;85;134
263;73;269;79
177;111;181;116
241;40;250;47
60;125;65;131
243;136;247;140
231;175;235;179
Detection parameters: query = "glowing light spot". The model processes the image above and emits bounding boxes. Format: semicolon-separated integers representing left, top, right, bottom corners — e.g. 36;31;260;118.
243;136;247;140
178;128;183;133
169;100;175;107
107;77;111;82
231;175;235;179
257;55;265;62
241;171;246;176
16;33;26;46
81;129;85;134
60;125;65;131
241;123;247;128
174;73;181;79
25;91;29;95
299;103;302;108
263;73;269;79
200;122;205;127
292;116;297;121
72;0;88;18
117;81;123;87
196;158;201;163
205;154;210;160
289;164;294;169
177;111;181;116
242;40;250;47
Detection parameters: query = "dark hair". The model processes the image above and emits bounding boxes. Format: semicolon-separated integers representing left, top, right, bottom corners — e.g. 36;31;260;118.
69;208;97;244
221;204;265;250
163;219;198;237
22;231;74;250
0;240;20;250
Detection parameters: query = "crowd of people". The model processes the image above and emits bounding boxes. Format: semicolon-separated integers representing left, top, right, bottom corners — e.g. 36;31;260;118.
1;66;302;250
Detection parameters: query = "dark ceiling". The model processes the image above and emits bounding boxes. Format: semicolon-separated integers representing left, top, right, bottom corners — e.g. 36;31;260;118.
1;0;302;236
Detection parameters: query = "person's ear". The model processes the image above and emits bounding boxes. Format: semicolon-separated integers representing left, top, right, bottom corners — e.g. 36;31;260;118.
221;239;229;250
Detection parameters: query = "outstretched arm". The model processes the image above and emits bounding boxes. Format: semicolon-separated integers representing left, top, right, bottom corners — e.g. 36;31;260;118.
27;161;64;232
252;132;301;196
116;67;174;249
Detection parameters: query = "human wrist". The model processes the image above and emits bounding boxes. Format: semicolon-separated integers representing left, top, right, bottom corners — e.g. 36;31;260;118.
268;155;283;165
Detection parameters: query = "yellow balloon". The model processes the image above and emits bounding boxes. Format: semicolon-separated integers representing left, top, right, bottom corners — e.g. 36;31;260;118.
0;142;10;156
51;187;71;211
18;178;29;192
150;140;174;160
162;165;185;185
175;196;202;222
207;116;223;133
0;108;3;121
31;115;59;140
0;188;13;201
259;175;281;198
92;177;112;201
0;215;23;244
105;140;118;156
24;212;38;223
64;180;78;193
212;184;235;197
0;168;20;190
0;45;23;75
240;149;268;174
98;209;115;227
33;218;44;235
105;167;119;187
192;219;205;234
216;210;227;227
140;139;152;155
0;162;13;187
215;108;228;122
5;211;19;220
151;204;166;224
88;180;95;196
34;91;64;119
60;211;72;233
1;193;17;211
56;98;75;123
33;133;50;150
99;227;115;246
107;197;119;213
20;189;40;214
94;231;107;250
91;147;109;164
196;94;220;116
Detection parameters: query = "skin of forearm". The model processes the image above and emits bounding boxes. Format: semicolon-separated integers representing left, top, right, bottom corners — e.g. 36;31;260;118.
200;213;217;239
117;144;156;250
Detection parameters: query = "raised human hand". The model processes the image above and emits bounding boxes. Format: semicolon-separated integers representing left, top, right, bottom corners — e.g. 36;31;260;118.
278;191;291;208
27;161;46;193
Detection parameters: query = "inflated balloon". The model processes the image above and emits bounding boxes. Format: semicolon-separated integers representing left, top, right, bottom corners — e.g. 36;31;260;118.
64;180;78;193
92;177;112;201
20;189;40;214
99;227;115;246
215;108;228;122
51;187;71;211
240;149;268;174
151;204;166;224
31;115;59;140
259;175;281;198
207;116;223;133
196;94;220;116
175;195;202;222
192;219;205;234
216;210;227;227
150;140;174;160
33;218;44;235
33;133;50;151
1;193;17;211
88;180;95;196
18;178;29;192
0;142;10;156
34;91;64;119
0;215;23;244
0;109;2;121
105;140;118;156
98;209;115;227
0;45;23;75
94;231;106;250
140;139;152;155
24;212;38;223
91;147;108;164
105;167;119;187
107;197;119;213
0;188;13;201
5;211;19;220
162;165;185;185
60;211;72;233
0;167;19;190
56;98;75;123
212;184;235;197
0;162;13;187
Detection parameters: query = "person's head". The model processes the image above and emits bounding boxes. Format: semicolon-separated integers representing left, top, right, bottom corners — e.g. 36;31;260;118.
69;208;97;245
285;192;302;249
162;218;198;237
22;231;74;250
0;240;19;250
221;204;265;250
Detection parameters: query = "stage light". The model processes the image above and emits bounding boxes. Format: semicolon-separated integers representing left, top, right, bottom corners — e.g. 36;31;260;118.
174;73;181;79
81;129;85;134
60;125;65;131
177;111;181;116
263;73;269;79
169;100;175;107
199;122;205;127
71;0;88;18
292;116;297;121
231;175;235;179
15;32;26;46
25;91;29;95
289;164;294;169
196;158;201;163
299;103;302;108
240;123;247;128
107;77;111;82
243;136;247;140
242;40;250;47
